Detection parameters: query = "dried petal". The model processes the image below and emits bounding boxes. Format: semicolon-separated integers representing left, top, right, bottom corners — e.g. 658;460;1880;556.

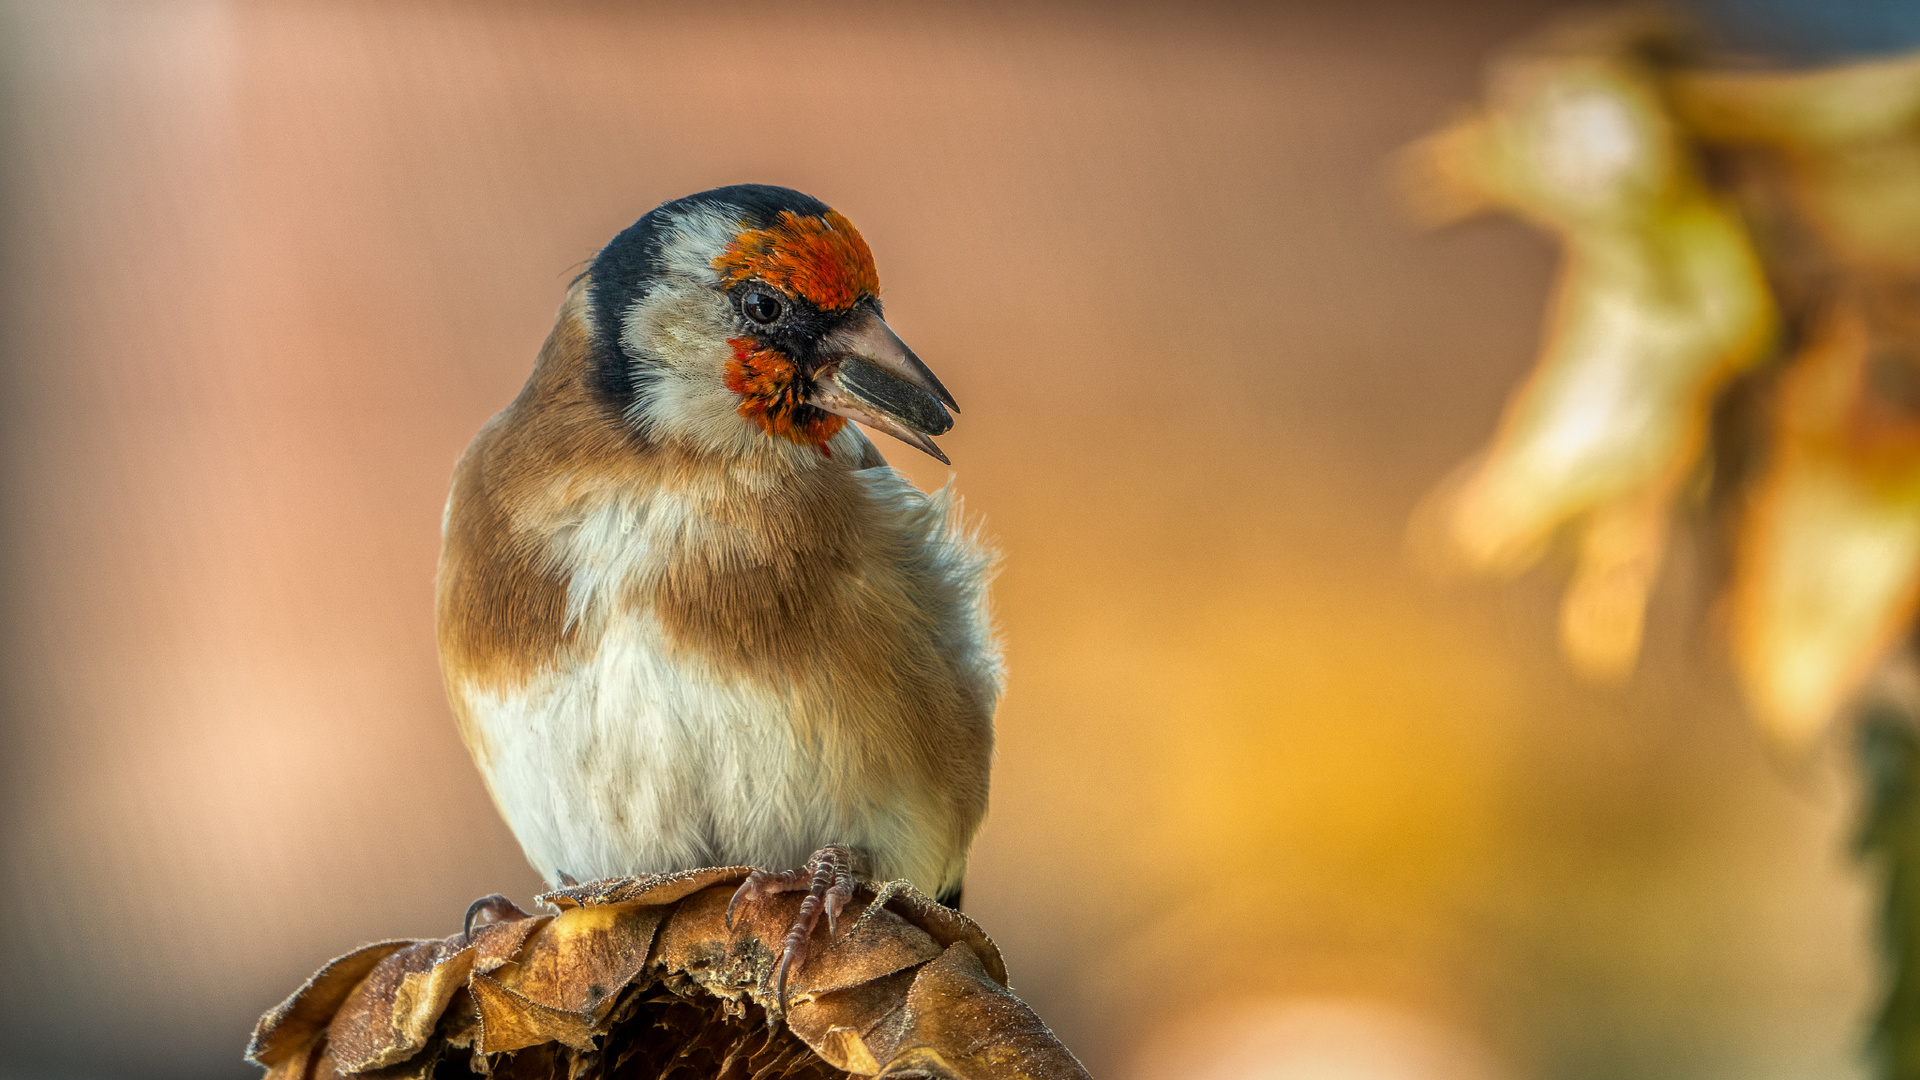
471;972;596;1053
249;940;411;1075
493;902;665;1014
246;869;1088;1080
327;939;473;1071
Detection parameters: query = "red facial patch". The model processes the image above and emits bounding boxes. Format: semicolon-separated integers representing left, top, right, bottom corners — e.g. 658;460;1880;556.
712;209;879;312
724;337;847;449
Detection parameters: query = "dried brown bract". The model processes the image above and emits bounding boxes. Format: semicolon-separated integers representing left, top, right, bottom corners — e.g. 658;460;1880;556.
247;868;1088;1080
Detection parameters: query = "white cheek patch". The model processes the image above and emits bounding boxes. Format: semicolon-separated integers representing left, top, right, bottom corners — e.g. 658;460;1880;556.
618;284;751;450
618;280;731;370
604;203;832;467
617;277;824;467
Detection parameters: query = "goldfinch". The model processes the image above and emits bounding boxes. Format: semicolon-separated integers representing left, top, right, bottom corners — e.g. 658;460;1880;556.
436;185;1001;996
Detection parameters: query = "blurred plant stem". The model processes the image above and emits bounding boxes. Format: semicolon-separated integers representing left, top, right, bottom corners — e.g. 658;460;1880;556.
1861;689;1920;1078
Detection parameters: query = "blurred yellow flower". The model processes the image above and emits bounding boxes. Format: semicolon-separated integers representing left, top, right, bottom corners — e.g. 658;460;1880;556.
1407;20;1775;680
1729;288;1920;743
1677;57;1920;742
1676;53;1920;273
1411;21;1920;744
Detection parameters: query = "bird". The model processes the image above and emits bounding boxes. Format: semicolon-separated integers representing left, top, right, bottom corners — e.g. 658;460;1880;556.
435;184;1001;1000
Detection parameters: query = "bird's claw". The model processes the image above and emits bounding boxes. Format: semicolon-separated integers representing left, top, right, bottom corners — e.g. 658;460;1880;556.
461;893;530;942
725;845;861;1012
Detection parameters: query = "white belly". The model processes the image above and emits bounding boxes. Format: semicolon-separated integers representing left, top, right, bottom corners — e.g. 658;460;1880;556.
457;612;959;892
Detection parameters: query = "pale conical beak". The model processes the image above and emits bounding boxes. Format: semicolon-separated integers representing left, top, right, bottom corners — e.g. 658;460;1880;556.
808;310;958;464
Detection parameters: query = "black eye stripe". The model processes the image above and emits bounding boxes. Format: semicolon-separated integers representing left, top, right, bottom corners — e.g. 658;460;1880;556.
735;289;857;375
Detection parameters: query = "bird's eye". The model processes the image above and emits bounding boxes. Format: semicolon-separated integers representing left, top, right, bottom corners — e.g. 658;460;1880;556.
742;290;784;324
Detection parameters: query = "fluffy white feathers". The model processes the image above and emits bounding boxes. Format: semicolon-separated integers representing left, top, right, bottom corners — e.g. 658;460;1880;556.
453;460;999;892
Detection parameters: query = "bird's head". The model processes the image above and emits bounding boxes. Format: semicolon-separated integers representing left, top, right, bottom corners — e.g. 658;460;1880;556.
586;184;957;464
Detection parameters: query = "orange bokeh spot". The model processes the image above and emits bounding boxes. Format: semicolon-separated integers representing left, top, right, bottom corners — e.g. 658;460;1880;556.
713;209;879;313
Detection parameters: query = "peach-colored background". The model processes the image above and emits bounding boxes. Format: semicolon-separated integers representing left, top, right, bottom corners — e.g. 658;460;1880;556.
0;3;1871;1079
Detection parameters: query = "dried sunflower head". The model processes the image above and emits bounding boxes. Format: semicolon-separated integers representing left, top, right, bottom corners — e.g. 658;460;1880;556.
247;868;1088;1080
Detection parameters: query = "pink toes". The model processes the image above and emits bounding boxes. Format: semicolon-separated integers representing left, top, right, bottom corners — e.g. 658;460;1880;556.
723;845;863;1011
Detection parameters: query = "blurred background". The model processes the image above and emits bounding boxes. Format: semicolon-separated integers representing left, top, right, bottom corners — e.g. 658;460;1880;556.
3;2;1917;1079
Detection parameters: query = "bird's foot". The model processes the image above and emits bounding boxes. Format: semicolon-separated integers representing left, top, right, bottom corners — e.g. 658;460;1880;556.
725;845;863;1011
